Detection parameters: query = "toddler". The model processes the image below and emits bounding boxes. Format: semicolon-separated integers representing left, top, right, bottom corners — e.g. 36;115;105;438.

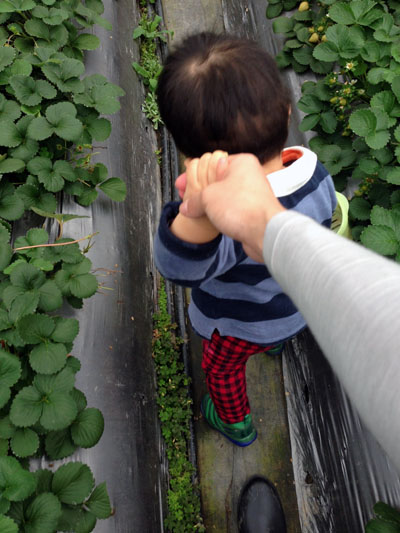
154;32;337;446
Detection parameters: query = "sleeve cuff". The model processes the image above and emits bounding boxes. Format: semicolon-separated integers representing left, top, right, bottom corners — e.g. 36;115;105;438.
158;201;222;260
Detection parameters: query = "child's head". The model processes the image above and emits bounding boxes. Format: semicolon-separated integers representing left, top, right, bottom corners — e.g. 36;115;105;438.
157;32;291;165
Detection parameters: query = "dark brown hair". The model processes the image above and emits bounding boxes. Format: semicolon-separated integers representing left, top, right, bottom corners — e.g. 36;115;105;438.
157;32;291;164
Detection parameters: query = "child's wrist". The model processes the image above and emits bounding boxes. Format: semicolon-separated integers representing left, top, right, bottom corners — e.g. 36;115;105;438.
170;213;220;243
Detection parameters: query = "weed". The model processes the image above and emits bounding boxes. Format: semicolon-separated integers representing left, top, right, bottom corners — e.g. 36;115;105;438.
132;8;173;129
153;280;205;532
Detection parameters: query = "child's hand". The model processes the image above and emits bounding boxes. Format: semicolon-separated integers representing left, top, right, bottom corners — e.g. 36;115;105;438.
175;151;228;200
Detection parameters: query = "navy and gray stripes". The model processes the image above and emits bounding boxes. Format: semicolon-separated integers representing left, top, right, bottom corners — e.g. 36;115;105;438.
154;157;337;344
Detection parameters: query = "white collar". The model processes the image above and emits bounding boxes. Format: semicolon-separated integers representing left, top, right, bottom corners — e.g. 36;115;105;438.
266;146;317;198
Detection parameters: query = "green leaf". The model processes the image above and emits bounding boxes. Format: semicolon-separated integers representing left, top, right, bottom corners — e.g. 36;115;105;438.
272;16;294;34
366;519;400;533
71;408;104;448
38;280;63;312
25;492;62;533
10;262;45;290
0;243;12;271
374;502;400;524
73;33;100;50
99;178;127;202
0;121;22;147
86;482;111;519
0;47;15;73
386;167;400;185
361;225;399;255
29;342;68;375
0;416;16;439
16;184;57;213
0;157;25;174
41;58;84;92
10;386;42;427
319;110;337;134
0;95;21;122
0;456;36;500
392;76;400;103
45;428;77;460
349;108;376;136
299;113;320;132
349;197;371;220
0;350;21;388
52;462;95;505
297;94;324;114
9;76;52;106
86;117;111;141
51;317;79;343
0;387;11;409
17;313;54;344
42;238;83;265
0;515;18;533
266;3;283;18
361;41;382;63
10;427;39;458
27;103;83;142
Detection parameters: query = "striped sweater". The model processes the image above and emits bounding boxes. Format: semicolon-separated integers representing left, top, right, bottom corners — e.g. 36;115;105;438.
154;147;337;344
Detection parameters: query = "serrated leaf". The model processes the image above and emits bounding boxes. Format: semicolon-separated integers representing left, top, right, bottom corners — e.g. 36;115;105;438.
45;428;77;460
0;95;21;122
71;408;104;448
0;515;18;533
349;108;377;137
52;462;95;505
0;349;21;388
0;456;36;500
0;416;16;439
272;16;294;34
0;387;11;409
10;386;42;427
10;427;39;458
42;238;83;264
0;47;15;73
366;519;400;533
29;341;68;374
266;3;283;18
10;262;45;290
16;184;57;213
0;243;12;271
73;33;100;50
319;110;337;134
86;482;111;519
361;225;399;255
86;117;111;141
38;280;63;312
0;157;24;174
0;121;22;147
386;167;400;185
51;317;79;343
349;197;371;220
299;113;320;132
99;177;127;202
17;313;53;345
365;130;390;150
25;492;62;533
374;501;400;524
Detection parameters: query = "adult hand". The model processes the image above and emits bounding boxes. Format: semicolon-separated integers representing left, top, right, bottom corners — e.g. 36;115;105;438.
180;153;285;262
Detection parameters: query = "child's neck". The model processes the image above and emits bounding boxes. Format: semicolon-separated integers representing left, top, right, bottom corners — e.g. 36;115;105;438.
261;154;285;175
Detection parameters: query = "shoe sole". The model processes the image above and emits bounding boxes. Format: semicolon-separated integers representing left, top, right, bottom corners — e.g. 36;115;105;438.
200;402;258;447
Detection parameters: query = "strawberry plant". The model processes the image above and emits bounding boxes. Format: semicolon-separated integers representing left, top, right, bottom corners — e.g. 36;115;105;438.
270;0;400;260
0;0;127;530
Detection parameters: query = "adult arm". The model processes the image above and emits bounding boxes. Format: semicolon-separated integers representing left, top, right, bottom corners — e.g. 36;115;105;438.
264;210;400;472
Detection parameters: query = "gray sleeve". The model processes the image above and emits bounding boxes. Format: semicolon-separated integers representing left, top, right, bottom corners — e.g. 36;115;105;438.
263;210;400;472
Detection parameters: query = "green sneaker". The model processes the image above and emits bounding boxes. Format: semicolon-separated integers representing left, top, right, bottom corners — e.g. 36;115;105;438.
265;343;284;357
200;394;257;447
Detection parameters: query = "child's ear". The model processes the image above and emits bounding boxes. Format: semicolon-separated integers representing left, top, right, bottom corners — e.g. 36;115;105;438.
287;105;291;125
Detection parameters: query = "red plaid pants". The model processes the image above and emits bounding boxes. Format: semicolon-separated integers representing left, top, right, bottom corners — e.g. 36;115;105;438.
202;330;280;424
